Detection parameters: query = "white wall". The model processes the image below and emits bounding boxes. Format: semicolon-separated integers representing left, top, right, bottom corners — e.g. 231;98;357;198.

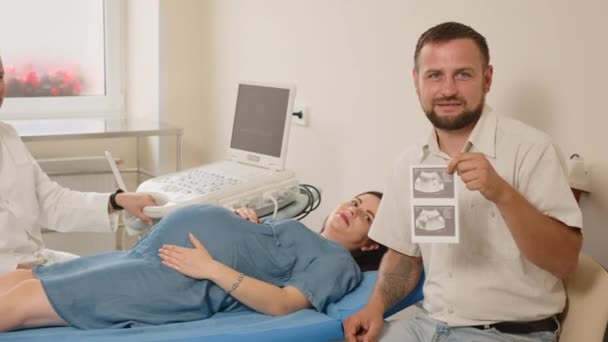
127;0;159;123
159;0;608;266
126;0;165;177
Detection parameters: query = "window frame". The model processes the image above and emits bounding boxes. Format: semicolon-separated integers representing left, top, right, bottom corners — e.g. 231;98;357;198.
0;0;126;120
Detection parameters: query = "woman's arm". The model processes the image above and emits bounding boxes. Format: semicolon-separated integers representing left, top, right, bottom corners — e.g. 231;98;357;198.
158;234;311;316
208;261;311;315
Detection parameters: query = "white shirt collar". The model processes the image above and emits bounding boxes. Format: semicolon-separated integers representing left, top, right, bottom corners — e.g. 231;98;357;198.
421;105;497;159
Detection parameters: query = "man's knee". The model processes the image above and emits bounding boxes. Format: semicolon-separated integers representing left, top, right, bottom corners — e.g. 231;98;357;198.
378;312;433;342
379;319;417;341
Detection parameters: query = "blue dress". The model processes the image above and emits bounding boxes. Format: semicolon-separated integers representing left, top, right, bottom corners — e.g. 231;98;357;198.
34;205;362;329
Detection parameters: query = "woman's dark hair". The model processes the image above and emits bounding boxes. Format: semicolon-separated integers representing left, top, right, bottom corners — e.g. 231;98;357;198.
351;191;387;271
351;245;388;272
321;190;388;272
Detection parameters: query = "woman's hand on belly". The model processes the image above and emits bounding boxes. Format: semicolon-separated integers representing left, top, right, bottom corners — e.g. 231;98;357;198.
158;233;218;280
159;230;312;316
234;207;260;223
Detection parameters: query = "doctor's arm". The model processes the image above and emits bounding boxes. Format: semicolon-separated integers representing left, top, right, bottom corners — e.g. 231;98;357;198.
32;157;117;233
110;192;157;225
31;154;156;229
158;234;311;316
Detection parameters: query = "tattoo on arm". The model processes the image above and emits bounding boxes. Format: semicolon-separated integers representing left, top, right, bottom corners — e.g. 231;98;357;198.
378;254;419;308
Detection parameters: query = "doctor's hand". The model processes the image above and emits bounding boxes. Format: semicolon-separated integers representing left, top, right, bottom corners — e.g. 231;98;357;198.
158;233;216;280
344;303;385;342
235;207;260;223
113;192;156;225
447;152;514;205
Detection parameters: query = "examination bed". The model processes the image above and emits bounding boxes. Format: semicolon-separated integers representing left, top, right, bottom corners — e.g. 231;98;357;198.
0;271;424;342
1;190;424;341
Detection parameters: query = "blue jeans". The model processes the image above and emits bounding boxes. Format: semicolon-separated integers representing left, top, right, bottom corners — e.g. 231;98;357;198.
379;311;559;342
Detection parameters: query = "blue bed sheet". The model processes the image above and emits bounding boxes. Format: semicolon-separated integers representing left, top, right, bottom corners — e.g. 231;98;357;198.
0;310;340;342
0;271;424;342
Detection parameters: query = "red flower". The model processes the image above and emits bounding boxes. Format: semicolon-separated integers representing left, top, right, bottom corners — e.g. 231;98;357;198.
24;71;41;87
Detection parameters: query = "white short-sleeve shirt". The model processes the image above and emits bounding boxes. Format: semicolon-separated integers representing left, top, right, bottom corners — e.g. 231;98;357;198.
369;107;583;326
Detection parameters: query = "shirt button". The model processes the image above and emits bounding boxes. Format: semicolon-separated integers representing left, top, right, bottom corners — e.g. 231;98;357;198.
448;273;453;278
490;211;496;218
448;308;454;314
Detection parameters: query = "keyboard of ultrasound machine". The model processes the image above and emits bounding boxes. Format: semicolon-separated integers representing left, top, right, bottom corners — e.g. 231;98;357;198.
153;165;272;197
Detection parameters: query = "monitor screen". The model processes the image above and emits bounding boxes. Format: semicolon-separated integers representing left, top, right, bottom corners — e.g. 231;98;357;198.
230;84;290;158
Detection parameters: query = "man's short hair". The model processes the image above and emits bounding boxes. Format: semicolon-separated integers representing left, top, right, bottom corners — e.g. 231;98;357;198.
414;22;490;70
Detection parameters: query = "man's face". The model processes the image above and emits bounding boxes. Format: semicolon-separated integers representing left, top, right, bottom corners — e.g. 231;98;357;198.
413;38;493;131
0;58;5;109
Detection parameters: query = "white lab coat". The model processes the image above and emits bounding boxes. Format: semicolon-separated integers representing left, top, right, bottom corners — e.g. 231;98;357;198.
0;121;117;275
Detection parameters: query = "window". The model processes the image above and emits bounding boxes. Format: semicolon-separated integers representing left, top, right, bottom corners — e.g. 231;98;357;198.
0;0;124;119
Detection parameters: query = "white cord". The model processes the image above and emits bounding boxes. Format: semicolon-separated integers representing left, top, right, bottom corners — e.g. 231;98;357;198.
121;218;127;249
264;193;279;218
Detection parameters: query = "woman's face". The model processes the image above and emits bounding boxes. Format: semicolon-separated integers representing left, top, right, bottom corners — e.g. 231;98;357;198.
322;193;381;251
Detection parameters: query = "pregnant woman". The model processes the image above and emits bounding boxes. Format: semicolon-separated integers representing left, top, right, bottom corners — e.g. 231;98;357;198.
0;191;384;331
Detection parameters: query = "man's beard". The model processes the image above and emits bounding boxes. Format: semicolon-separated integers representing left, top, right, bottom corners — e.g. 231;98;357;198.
424;96;484;131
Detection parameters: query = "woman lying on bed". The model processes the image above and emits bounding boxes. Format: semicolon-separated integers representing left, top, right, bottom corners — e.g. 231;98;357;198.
0;191;385;332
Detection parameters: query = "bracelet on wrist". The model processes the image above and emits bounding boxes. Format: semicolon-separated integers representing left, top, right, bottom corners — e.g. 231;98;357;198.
109;189;125;210
227;272;245;295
